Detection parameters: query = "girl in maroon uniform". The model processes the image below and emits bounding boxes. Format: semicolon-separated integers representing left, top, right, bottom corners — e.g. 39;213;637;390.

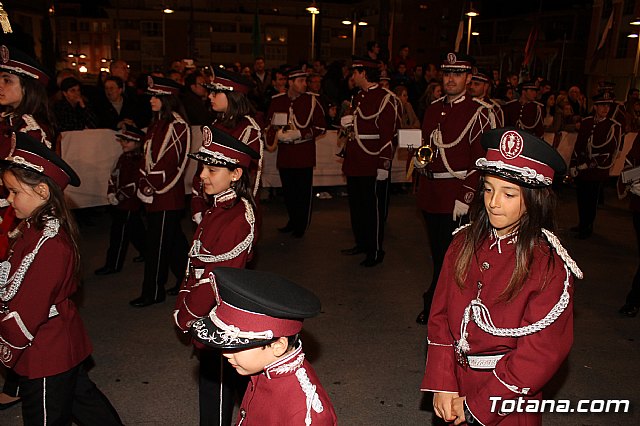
174;126;260;426
422;128;582;425
0;133;122;425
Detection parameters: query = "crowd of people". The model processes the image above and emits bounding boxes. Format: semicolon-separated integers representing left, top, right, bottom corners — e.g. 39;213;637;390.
0;38;639;426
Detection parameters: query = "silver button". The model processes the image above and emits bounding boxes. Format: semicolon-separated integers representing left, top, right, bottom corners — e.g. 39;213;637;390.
477;281;483;290
482;261;490;270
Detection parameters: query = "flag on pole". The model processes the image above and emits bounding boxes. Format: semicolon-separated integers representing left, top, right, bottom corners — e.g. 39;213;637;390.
387;1;395;58
597;9;615;51
454;20;464;52
522;25;539;67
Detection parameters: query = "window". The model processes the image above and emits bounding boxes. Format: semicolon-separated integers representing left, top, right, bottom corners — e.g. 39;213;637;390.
211;22;236;33
79;21;89;31
193;22;211;38
239;24;253;33
265;26;287;44
120;20;139;30
239;43;254;54
265;45;287;62
141;40;162;59
211;43;237;53
122;40;141;51
141;21;162;37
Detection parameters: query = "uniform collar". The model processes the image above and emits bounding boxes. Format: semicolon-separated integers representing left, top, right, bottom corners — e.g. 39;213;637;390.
489;228;518;254
362;83;378;92
212;187;237;207
445;92;466;105
263;342;305;379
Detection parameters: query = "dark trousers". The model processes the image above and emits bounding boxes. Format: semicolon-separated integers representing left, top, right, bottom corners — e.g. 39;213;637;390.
279;167;313;234
422;212;459;313
105;207;146;271
627;212;640;307
2;368;19;396
377;175;391;224
19;362;122;426
346;176;387;258
140;210;189;302
198;349;248;426
576;178;603;234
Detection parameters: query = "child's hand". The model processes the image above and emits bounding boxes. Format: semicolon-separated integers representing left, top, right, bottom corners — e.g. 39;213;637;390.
433;392;459;422
451;396;467;425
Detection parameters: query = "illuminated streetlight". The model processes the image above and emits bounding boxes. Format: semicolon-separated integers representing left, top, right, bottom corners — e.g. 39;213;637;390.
465;5;479;54
162;7;174;60
342;14;367;56
306;2;320;61
630;18;640;88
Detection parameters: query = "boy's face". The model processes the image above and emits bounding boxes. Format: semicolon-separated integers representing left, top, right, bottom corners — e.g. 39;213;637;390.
118;138;139;153
223;344;280;375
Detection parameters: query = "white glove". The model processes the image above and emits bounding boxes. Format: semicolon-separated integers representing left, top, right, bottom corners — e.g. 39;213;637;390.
577;163;588;171
192;212;203;225
107;193;119;206
630;182;640;196
136;188;153;204
376;168;389;181
452;200;469;221
277;129;302;142
340;114;354;127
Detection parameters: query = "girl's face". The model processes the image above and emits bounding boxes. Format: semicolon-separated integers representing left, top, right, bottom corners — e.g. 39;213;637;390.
3;170;48;219
209;91;228;112
118;138;139;153
222;345;277;376
398;89;409;104
150;96;162;112
483;175;526;237
547;95;555;107
0;72;24;108
199;164;241;195
433;85;442;99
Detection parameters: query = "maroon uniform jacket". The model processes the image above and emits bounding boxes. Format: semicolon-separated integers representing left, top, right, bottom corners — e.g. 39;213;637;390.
342;84;401;176
237;343;337;426
503;99;544;137
417;94;494;214
108;150;144;211
0;219;92;378
621;134;640;212
265;92;326;169
137;112;190;211
174;189;255;336
191;117;263;219
421;227;580;425
573;116;622;181
484;97;505;129
0;112;54;158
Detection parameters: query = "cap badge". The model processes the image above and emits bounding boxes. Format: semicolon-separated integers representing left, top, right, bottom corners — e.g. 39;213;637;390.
202;126;213;147
0;45;9;64
147;75;154;88
447;53;457;64
499;130;524;160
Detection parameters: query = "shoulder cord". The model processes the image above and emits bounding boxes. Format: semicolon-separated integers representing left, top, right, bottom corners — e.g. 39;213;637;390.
456;228;582;355
588;122;620;169
353;92;398;156
188;198;255;263
239;116;264;197
291;95;316;130
20;114;52;149
145;113;191;195
516;103;542;130
0;219;60;302
431;107;484;180
295;368;324;426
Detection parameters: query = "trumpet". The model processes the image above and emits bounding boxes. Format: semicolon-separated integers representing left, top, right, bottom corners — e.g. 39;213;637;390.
412;141;435;169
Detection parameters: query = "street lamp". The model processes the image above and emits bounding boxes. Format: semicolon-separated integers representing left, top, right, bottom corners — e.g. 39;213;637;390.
306;2;319;61
342;15;367;56
162;7;174;60
629;18;640;88
466;6;479;55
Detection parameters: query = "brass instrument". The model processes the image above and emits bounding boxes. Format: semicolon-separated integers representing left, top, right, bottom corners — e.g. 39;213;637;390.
336;96;355;158
406;139;434;180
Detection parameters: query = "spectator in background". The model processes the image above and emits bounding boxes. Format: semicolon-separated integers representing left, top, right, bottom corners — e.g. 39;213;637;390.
323;60;350;108
392;44;416;75
568;86;588;117
394;85;420;129
53;77;98;132
262;68;287;112
493;84;514;105
180;71;215;126
540;91;557;133
240;66;252;79
539;79;552;99
167;69;183;85
251;56;272;110
417;81;443;121
366;41;380;61
424;63;438;83
95;76;141;130
312;59;327;77
625;99;640;133
491;69;501;90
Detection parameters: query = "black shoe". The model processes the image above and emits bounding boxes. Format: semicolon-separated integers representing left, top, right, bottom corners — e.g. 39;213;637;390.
0;396;20;411
133;255;145;263
341;246;365;256
416;310;428;325
167;285;180;296
619;303;639;317
360;251;385;267
94;266;119;276
129;296;164;308
278;224;294;233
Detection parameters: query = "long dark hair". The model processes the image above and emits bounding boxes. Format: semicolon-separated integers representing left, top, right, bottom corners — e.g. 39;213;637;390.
454;175;558;302
152;94;189;124
227;165;256;210
4;166;81;279
9;75;56;133
217;91;256;129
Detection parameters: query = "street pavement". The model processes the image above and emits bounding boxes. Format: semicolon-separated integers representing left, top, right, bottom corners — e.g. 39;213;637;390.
1;184;639;425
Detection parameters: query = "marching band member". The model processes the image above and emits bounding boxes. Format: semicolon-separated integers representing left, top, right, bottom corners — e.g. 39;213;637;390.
422;127;582;425
415;52;495;324
174;127;260;426
265;67;326;238
571;92;622;239
131;76;190;307
503;81;544;137
340;56;401;267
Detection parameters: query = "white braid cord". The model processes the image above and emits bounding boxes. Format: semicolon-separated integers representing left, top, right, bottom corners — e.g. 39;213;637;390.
516;103;542;130
290;95;317;130
145;112;191;195
188;198;255;263
587;121;621;170
239;116;264;197
431;105;490;180
353;91;399;156
21;114;52;149
295;368;324;426
0;219;60;302
456;228;582;355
